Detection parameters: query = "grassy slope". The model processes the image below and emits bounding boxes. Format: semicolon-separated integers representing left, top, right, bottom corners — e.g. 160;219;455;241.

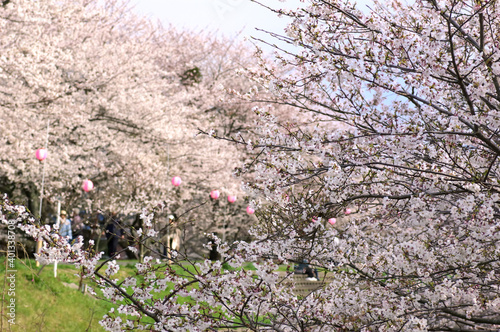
0;257;264;331
0;258;118;332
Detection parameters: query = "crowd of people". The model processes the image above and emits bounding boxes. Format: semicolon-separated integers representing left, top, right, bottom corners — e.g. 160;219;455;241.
50;208;180;261
55;209;126;259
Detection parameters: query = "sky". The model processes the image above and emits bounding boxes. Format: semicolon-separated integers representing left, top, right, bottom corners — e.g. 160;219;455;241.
131;0;374;54
131;0;303;45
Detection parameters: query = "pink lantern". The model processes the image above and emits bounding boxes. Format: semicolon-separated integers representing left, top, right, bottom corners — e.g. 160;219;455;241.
210;190;220;200
328;218;337;225
227;195;237;203
82;179;94;192
171;176;182;187
246;206;255;214
345;208;352;215
312;216;318;223
35;148;47;161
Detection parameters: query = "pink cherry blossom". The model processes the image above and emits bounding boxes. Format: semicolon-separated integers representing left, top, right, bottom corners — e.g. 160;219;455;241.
3;0;500;331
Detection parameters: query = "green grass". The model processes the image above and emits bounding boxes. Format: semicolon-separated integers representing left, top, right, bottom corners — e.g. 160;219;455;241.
0;258;236;331
0;257;287;331
0;258;122;332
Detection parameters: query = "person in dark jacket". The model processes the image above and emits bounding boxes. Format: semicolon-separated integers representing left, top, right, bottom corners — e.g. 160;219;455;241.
105;212;124;258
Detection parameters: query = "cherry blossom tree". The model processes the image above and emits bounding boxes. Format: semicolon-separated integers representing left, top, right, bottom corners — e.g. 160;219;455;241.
2;0;500;331
0;0;252;213
0;0;258;258
238;0;500;330
0;0;258;253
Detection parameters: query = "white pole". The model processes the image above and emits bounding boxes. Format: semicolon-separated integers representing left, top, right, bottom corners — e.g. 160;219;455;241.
166;144;170;258
36;120;50;267
54;201;61;278
38;120;50;218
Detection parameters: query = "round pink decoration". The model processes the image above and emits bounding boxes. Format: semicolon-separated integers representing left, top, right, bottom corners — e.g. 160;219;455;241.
210;190;220;200
246;206;255;214
171;176;182;187
36;148;47;161
82;179;94;192
227;195;237;203
328;218;336;225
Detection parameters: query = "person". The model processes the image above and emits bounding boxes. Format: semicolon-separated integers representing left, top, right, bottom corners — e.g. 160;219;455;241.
105;212;124;258
294;259;319;281
73;209;92;246
71;208;84;238
59;210;73;241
